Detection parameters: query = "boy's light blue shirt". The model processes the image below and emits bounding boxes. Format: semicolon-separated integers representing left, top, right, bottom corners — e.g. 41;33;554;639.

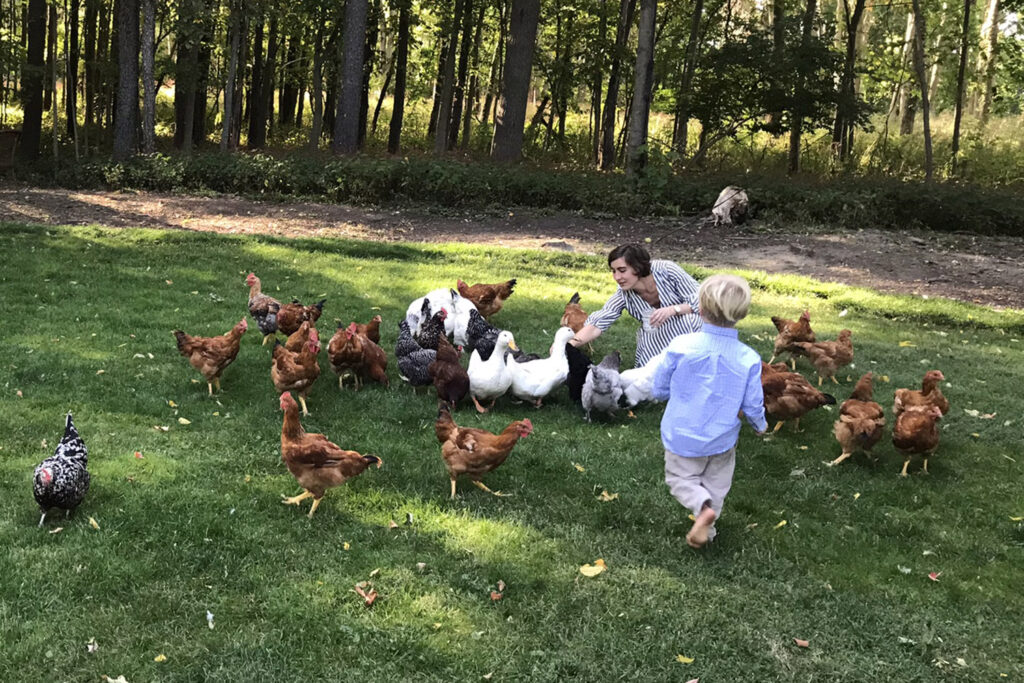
652;323;768;457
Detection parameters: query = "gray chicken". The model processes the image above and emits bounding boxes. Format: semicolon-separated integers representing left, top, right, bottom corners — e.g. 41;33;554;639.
581;351;624;422
33;413;90;527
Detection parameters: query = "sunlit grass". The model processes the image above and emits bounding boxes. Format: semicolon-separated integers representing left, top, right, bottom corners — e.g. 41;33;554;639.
0;222;1022;681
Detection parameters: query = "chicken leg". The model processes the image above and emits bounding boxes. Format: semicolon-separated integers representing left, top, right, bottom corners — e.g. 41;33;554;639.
307;497;323;518
262;333;275;346
450;478;457;499
472;395;488;414
208;381;215;396
298;395;310;415
829;451;853;467
900;458;911;477
772;421;785;433
472;480;511;497
282;490;314;505
214;378;222;392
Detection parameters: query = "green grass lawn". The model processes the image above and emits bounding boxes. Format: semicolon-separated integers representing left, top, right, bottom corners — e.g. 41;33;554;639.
1;222;1022;682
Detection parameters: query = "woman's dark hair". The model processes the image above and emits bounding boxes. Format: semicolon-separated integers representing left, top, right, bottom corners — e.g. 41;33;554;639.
607;244;652;277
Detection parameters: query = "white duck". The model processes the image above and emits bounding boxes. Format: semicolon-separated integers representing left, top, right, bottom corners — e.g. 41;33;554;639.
406;288;478;344
508;327;575;407
468;330;517;413
619;349;668;407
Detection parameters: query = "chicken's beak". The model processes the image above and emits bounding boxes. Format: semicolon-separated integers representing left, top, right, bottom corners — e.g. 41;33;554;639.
508;341;518;351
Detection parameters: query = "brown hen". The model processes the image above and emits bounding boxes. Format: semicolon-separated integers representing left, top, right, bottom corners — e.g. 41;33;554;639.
271;328;321;415
830;372;885;467
769;310;815;369
761;361;836;432
893;370;949;417
435;405;532;498
327;322;389;390
793;329;854;386
892;405;943;476
174;318;248;394
429;336;469;410
277;298;326;336
456;278;516;319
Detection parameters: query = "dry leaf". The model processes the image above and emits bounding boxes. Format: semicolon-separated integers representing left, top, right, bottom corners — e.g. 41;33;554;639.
1010;516;1023;522
206;611;215;629
572;462;586;473
928;571;942;582
168;400;178;408
898;565;911;574
87;638;98;653
416;562;427;572
964;409;980;417
50;527;64;534
746;523;759;530
354;584;378;607
490;591;503;601
853;492;861;500
153;425;169;432
154;654;167;663
794;638;810;648
369;568;381;578
389;520;399;529
178;417;191;425
956;657;968;667
970;433;980;438
102;677;129;683
497;579;506;592
597;490;619;502
774;520;787;529
343;542;351;551
134;451;143;459
898;341;916;347
796;445;808;450
838;309;848;317
89;517;100;530
96;369;105;375
432;622;442;630
15;390;22;398
880;375;890;383
579;559;607;577
675;654;694;664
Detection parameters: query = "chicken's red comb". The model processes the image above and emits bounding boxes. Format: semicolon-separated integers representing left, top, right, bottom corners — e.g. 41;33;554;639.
521;418;534;431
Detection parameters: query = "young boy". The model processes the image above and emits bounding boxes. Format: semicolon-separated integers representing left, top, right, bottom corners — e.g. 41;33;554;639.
651;274;767;548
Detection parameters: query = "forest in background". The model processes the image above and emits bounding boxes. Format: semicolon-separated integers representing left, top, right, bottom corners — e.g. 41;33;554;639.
2;0;1024;186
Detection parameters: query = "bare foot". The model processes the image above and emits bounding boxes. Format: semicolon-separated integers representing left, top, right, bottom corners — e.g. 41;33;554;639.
686;507;717;549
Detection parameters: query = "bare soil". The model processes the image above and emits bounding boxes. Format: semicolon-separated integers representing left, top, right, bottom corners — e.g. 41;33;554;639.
2;184;1022;310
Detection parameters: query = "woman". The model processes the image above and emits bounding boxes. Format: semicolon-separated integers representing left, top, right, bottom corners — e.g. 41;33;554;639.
569;244;702;367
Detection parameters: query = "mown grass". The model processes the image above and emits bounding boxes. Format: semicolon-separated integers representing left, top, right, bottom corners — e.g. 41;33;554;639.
0;222;1022;682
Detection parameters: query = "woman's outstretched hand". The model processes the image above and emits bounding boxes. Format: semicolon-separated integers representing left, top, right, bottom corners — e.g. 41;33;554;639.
649;305;688;328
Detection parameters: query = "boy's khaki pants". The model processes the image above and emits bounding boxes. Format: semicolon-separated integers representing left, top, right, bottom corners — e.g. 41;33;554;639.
664;447;736;541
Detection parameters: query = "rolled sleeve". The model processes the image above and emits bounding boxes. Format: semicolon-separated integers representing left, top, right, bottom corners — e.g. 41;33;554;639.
741;362;768;432
584;290;627;331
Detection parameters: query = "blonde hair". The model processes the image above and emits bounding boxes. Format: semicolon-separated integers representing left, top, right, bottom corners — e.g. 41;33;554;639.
698;274;751;327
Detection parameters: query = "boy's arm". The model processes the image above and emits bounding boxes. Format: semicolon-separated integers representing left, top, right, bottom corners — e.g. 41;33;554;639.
741;362;768;434
650;349;680;400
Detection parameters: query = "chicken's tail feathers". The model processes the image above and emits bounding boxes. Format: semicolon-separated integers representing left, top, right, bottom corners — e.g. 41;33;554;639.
362;454;383;469
505;278;517;294
314;298;327;311
821;393;837;406
173;330;191;354
770;316;786;332
64;412;77;438
568;292;580;306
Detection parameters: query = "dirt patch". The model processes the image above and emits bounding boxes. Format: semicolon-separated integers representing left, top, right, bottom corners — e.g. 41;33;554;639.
2;184;1023;310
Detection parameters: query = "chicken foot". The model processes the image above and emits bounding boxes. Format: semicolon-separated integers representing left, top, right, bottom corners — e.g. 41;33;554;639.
282;490;314;505
472;480;511;497
298;396;310;415
829;451;853;467
472;395;489;414
900;458;911;477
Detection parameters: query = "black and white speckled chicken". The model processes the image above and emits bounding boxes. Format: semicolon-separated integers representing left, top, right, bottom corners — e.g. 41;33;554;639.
465;309;500;360
396;319;436;387
33;413;90;527
246;272;282;345
415;307;449;351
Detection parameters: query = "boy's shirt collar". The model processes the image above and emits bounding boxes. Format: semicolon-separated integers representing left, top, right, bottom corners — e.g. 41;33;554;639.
703;323;739;338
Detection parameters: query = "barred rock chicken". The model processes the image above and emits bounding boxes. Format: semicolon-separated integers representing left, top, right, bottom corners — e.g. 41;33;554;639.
174;318;248;394
893;370;949;417
760;361;836;432
793;329;854;386
279;392;382;518
892;405;943;477
246;272;282;345
396;319;436;388
457;278;516;319
416;306;449;351
353;314;382;345
271;329;321;415
830;372;886;467
768;310;815;369
430;335;470;409
284;320;314;352
434;404;532;498
465;309;501;360
33;413;90;527
277;298;326;336
582;351;624;421
328;322;389;390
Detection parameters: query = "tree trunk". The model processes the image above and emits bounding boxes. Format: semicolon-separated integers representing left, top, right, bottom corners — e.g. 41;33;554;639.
140;0;156;152
977;0;999;125
831;0;866;161
193;20;213;146
247;15;265;148
951;0;972;172
673;0;703;156
591;0;607;164
371;52;394;135
434;0;463;153
910;0;932;180
387;0;410;153
20;0;46;161
279;32;299;125
309;22;324;150
625;0;656;177
263;15;279;141
359;0;379;148
490;0;541;162
787;0;817;174
66;0;80;140
461;0;485;148
333;0;367;153
896;11;915;134
220;0;241;151
112;0;139;159
44;2;55;112
599;0;636;170
481;0;508;130
449;0;475;149
83;0;97;149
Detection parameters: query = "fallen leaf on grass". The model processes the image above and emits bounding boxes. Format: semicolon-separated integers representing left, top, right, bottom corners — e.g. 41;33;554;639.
416;562;427;572
793;638;810;648
1010;516;1023;522
354;583;378;607
343;542;351;551
898;565;911;574
134;451;143;459
796;445;808;450
774;520;787;530
96;369;105;375
970;433;980;438
16;390;22;398
898;341;916;347
853;492;861;500
102;676;129;683
746;523;758;530
432;622;442;630
388;520;399;529
168;400;178;408
490;591;503;601
928;571;942;582
675;654;694;664
572;462;586;473
497;580;506;592
87;638;98;653
206;611;215;629
922;550;936;556
838;309;848;317
154;654;167;663
89;517;100;530
579;559;607;577
597;490;619;502
178;417;191;425
956;657;968;667
879;375;890;383
50;527;63;534
153;425;170;432
369;568;381;578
